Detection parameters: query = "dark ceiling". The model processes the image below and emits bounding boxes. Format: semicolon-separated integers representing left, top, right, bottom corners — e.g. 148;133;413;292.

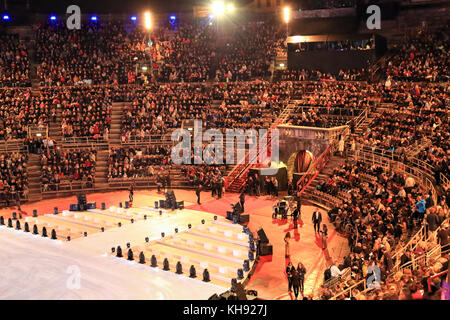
4;0;254;14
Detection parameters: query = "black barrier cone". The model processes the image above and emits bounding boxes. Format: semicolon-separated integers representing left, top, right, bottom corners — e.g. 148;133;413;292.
139;252;145;264
203;269;210;282
163;258;170;271
190;265;196;278
127;249;134;261
176;261;183;274
151;255;157;267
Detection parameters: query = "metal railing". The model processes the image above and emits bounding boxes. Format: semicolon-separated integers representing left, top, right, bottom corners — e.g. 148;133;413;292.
62;136;109;149
28;124;48;139
121;134;174;146
291;105;366;118
440;173;450;188
352;147;437;204
0;141;28;153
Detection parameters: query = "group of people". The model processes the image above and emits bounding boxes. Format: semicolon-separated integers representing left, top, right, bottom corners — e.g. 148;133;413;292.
0;88;54;140
57;87;113;139
0;34;30;88
35;22;149;86
41;147;96;191
383;27;449;83
315;159;448;299
244;174;280;198
0;152;28;206
286;261;308;300
108;146;171;179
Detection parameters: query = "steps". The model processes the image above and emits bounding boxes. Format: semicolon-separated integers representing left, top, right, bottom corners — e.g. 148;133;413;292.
225;102;291;193
48;104;62;145
27;153;42;202
300;156;346;204
95;150;109;187
129;218;253;288
110;102;127;146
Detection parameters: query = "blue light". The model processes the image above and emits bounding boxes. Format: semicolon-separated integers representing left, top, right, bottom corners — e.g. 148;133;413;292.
90;16;97;21
130;16;137;21
2;15;10;21
50;15;56;21
170;15;176;20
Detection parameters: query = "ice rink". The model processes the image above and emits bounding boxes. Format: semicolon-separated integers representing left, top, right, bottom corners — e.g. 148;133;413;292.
0;209;227;300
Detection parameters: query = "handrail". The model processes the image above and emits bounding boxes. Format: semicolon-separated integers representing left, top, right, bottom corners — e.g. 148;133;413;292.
328;278;367;300
353;147;438;204
296;142;333;196
441;173;450;188
428;270;448;293
394;242;449;274
351;107;369;128
225;104;286;189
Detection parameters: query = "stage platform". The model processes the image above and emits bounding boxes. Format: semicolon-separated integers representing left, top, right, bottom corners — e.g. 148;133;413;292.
0;189;348;300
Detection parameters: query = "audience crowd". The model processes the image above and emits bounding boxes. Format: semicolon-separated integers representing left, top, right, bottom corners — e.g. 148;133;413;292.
0;16;448;301
316;160;448;300
41;148;96;191
0;152;28;204
108;146;171;179
0;34;30;88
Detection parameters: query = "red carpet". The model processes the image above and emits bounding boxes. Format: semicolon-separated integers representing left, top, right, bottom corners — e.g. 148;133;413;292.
186;194;277;218
189;193;347;300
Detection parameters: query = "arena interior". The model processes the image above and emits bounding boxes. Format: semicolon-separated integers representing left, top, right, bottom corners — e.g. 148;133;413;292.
0;0;449;301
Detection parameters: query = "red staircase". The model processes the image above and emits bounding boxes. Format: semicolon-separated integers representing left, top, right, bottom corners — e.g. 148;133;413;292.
225;120;280;193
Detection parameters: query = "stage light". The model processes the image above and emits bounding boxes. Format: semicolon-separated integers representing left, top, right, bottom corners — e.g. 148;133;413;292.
290;35;305;43
211;1;225;16
283;7;290;24
50;15;57;21
2;14;10;21
170;15;176;20
144;11;152;30
280;63;285;67
141;66;147;71
227;3;235;13
90;16;97;22
130;16;137;21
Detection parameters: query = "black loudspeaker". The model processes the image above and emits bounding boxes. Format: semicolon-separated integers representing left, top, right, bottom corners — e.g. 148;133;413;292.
69;204;79;211
232;283;248;301
77;194;87;205
159;200;166;209
260;243;273;256
257;228;269;244
226;211;234;220
86;202;96;209
239;214;250;223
